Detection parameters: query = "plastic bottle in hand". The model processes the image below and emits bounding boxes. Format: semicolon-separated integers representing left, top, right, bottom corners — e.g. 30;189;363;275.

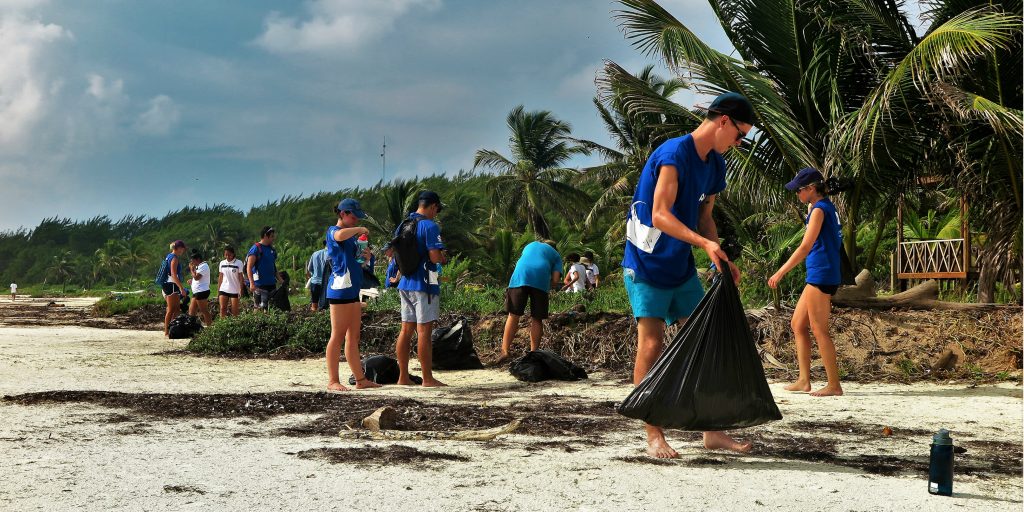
356;234;369;264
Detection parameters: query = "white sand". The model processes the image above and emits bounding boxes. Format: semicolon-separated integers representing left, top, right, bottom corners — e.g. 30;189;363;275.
0;324;1021;511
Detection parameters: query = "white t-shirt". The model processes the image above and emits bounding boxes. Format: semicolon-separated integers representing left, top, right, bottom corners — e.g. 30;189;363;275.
191;262;211;293
9;283;16;293
569;263;587;292
218;258;244;294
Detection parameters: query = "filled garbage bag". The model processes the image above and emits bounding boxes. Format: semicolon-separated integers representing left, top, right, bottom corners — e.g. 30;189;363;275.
510;349;588;382
268;271;291;312
168;313;203;339
617;275;782;431
430;318;484;370
347;355;423;385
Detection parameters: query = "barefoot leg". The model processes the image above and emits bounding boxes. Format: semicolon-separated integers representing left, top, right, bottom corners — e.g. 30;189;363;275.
343;302;380;389
646;425;678;458
528;318;543;352
703;431;753;453
785;287;813;392
418;322;446;387
499;313;520;360
636;317;676;457
806;286;843;397
395;322;417;385
325;303;348;391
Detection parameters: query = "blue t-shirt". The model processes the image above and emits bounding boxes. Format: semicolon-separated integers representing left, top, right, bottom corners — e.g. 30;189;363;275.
805;199;843;286
246;242;278;287
622;134;727;288
384;259;398;289
162;253;182;284
508;241;563;292
307;248;327;284
396;213;445;296
325;226;362;300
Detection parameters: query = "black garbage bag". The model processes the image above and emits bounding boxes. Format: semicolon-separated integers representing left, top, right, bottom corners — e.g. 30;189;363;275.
617;275;782;431
347;355;423;385
361;267;381;289
268;271;291;312
430;318;484;370
168;313;203;339
509;350;588;382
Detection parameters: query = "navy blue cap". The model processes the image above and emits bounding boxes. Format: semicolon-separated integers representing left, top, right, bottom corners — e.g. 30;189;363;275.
708;92;756;126
785;167;825;191
418;190;444;209
337;198;367;219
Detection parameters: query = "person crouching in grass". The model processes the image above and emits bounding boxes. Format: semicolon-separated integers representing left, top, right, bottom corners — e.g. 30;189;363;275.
325;198;381;392
160;240;188;338
768;167;844;397
187;250;213;326
494;239;562;365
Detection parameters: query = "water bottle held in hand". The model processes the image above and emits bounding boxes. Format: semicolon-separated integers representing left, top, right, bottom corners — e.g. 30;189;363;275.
356;234;369;264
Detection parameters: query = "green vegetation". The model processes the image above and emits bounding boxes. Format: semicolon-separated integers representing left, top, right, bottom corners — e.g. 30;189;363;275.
187;310;294;355
93;293;166;317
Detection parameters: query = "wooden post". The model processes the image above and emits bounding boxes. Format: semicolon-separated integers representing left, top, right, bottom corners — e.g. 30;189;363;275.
961;195;970;274
896;197;905;292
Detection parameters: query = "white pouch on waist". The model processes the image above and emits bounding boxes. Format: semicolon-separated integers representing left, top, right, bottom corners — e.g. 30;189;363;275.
330;271;352;290
427;267;439;286
625;201;662;254
253;271;260;282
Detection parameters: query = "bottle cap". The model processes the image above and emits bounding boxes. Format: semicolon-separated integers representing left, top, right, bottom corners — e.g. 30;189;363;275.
932;429;953;446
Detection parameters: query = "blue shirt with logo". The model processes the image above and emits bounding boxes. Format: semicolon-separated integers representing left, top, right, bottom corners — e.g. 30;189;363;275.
246;242;278;287
325;226;362;300
508;241;563;292
396;213;445;296
805;199;843;286
622;134;727;288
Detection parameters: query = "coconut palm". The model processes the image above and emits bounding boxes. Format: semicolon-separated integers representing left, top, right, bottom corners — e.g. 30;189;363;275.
473;106;591;239
46;251;75;293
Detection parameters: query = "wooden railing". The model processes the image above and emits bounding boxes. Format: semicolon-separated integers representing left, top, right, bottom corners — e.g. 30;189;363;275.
897;239;968;279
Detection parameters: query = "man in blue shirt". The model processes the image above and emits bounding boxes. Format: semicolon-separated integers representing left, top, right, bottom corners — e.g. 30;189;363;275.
623;92;751;458
306;240;328;312
495;240;563;364
395;191;447;387
246;226;282;311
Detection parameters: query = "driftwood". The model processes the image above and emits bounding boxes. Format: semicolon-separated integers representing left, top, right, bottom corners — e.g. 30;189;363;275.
361;406;398;431
833;270;1005;311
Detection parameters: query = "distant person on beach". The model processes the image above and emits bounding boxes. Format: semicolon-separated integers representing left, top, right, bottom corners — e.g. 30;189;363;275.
622;92;753;458
394;190;447;387
583;251;600;288
494;240;562;365
158;240;188;338
561;253;586;293
769;167;844;397
187;250;213;326
9;282;16;302
246;226;282;311
217;246;244;318
383;244;400;289
306;240;328;312
325;198;380;392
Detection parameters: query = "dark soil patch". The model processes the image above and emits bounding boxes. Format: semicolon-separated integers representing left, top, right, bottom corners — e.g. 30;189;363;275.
790;420;932;439
689;456;728;466
295;445;469;467
163;485;205;495
525;441;579;453
613;455;676;466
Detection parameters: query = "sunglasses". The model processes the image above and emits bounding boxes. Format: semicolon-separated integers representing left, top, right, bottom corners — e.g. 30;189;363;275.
728;117;748;142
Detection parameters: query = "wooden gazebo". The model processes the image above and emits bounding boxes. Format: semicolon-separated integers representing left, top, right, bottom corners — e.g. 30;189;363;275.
894;192;976;290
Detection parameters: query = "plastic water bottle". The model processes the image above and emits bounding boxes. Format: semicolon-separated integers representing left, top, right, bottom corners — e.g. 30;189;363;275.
356;234;368;264
928;429;954;496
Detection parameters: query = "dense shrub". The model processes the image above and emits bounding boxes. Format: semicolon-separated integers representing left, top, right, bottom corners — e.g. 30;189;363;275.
187;310;291;354
289;311;332;353
92;293;166;317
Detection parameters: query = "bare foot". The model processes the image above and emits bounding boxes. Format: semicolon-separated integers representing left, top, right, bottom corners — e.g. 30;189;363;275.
354;378;382;390
396;378;417;386
703;431;753;453
810;385;844;397
327;382;349;392
421;378;447;388
784;380;811;392
491;353;511;366
646;432;679;459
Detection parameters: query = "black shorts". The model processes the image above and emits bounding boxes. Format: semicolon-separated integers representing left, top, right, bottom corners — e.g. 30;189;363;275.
161;282;182;297
309;283;323;303
193;290;211;301
328;297;359;305
809;283;839;295
218;291;239;299
504;286;549;319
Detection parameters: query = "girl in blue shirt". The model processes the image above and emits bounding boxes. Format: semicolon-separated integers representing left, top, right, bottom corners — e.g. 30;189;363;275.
161;240;188;338
769;167;844;397
325;198;381;392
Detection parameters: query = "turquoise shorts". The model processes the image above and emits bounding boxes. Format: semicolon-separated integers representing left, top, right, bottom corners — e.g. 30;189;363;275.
624;269;705;324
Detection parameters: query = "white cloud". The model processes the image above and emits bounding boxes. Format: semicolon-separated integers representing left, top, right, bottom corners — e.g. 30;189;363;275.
134;94;180;136
0;14;70;151
256;0;442;54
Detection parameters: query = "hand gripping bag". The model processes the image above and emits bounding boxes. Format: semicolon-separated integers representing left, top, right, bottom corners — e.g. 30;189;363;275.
617;275;782;430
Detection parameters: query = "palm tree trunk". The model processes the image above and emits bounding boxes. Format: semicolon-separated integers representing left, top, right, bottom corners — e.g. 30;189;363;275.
844;178;865;272
864;205;894;273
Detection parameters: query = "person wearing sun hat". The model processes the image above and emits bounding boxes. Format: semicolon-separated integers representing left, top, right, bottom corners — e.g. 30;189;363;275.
621;91;756;459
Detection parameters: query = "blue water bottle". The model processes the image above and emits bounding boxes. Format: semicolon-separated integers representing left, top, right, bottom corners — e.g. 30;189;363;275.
928;429;954;496
356;234;368;264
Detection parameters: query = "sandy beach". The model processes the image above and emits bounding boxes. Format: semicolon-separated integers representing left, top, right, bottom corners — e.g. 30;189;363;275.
0;298;1021;511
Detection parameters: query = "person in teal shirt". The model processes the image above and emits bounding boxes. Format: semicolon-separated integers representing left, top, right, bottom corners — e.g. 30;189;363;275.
495;240;563;364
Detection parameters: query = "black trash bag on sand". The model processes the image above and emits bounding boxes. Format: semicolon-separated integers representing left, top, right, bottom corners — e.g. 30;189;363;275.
617;275;782;431
510;350;588;382
168;313;203;339
348;355;423;385
268;271;291;312
430;318;483;370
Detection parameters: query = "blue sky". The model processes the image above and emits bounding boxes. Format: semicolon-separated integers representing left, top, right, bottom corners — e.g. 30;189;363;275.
0;0;738;231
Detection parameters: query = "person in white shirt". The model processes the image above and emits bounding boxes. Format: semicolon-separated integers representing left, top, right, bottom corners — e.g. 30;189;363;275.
217;246;244;318
9;283;16;302
561;253;587;293
583;251;601;288
188;250;213;326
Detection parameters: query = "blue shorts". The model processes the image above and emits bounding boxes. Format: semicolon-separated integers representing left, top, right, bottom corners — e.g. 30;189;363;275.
624;269;705;324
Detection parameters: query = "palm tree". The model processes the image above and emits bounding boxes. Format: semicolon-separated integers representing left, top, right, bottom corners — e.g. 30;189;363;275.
47;251;75;293
473;106;591;239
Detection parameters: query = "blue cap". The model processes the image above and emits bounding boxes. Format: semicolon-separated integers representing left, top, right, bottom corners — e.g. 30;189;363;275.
785;167;824;191
708;92;756;126
417;190;444;210
337;198;367;219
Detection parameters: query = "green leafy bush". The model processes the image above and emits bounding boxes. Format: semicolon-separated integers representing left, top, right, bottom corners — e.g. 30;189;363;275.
289;311;332;353
92;293;166;317
187;310;291;354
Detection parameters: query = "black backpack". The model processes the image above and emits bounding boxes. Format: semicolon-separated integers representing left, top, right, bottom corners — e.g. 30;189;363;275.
430;318;484;370
168;313;203;339
391;217;422;277
347;355;423;385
